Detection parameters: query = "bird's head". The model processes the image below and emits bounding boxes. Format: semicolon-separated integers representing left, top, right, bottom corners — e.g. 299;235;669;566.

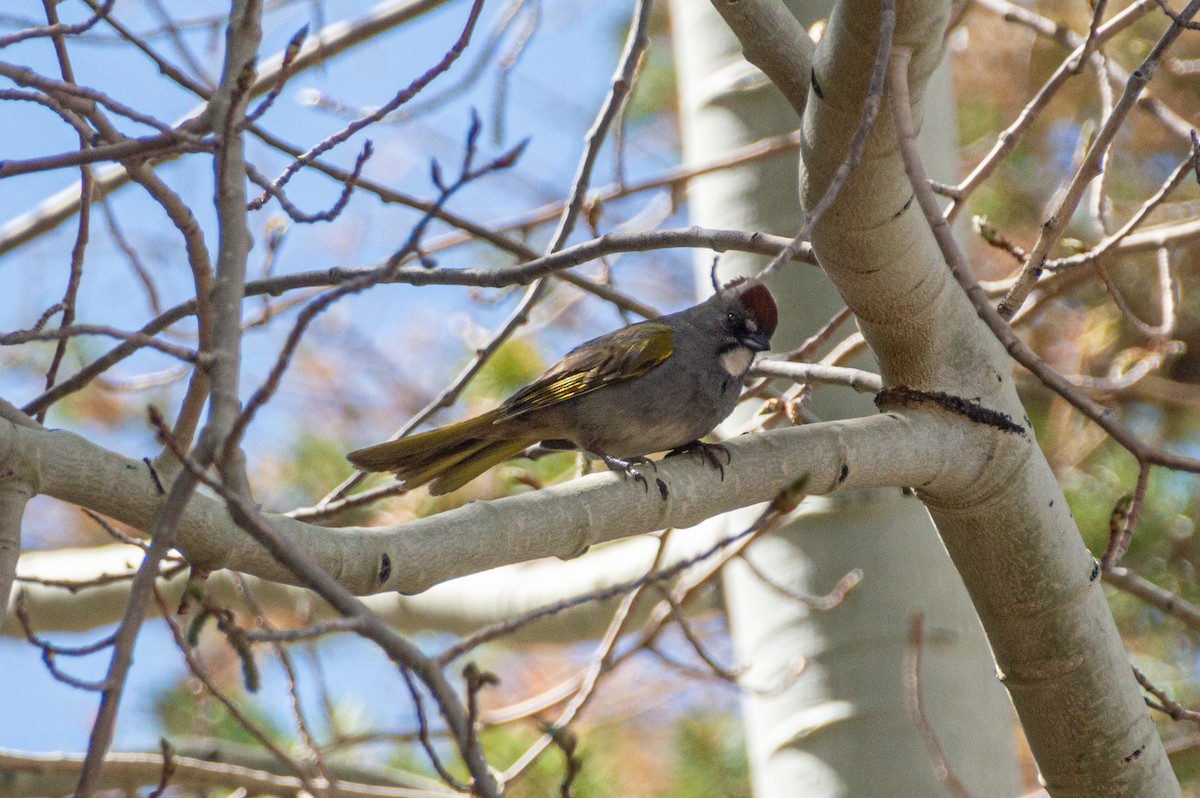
712;278;778;376
718;278;777;351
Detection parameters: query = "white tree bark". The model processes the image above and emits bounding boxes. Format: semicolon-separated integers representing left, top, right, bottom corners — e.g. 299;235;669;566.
671;0;1018;794
0;398;953;599
791;0;1176;794
7;535;722;640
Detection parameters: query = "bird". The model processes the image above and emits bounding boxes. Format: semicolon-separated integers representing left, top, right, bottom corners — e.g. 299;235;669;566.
347;278;778;496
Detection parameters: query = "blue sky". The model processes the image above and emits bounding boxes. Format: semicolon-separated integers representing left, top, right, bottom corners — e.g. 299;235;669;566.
1;0;705;753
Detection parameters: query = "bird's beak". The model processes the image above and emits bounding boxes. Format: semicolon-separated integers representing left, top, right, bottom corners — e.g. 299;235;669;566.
740;332;771;352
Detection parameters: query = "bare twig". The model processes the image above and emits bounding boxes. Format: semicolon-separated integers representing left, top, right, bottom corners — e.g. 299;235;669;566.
751;359;883;393
1045;153;1196;273
399;665;468;791
147;408;501;795
0;747;451;798
248;0;485;207
197;0;263;501
906;615;973;797
152;589;318;788
97;193;162;315
244;23;308;122
888;46;1200;476
500;530;668;783
1134;664;1200;723
37;0;95;424
1104;567;1200;635
225;126;526;457
144;738;176;798
1100;463;1152;570
235;577;336;790
0;0;452;259
1;324;203;363
0;0;114;48
953;0;1155;221
12;595;114;690
737;556;863;611
244;140;373;223
318;0;656;508
997;0;1200;318
72;466;202;797
241;617;364;643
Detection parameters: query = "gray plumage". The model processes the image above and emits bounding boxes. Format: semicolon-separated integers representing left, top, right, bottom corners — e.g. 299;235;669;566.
347;281;777;494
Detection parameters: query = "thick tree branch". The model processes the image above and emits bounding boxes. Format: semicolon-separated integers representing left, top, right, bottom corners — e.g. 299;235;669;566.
708;0;815;115
885;37;1179;795
0;396;951;596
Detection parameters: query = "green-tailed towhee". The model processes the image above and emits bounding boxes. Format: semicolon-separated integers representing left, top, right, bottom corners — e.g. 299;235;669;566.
347;278;777;495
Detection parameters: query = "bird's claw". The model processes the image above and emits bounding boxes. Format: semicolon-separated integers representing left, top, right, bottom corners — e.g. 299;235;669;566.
599;453;657;493
666;440;730;480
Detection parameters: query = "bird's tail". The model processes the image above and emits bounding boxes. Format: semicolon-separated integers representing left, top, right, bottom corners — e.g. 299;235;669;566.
346;412;537;495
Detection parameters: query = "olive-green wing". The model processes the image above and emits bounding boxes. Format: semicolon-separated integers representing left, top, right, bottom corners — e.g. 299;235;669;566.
496;322;674;421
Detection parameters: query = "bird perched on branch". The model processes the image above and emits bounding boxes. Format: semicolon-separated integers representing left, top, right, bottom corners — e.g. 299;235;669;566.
347;278;778;495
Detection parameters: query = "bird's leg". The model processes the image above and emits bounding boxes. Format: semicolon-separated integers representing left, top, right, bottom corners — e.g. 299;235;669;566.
665;440;731;480
590;447;657;493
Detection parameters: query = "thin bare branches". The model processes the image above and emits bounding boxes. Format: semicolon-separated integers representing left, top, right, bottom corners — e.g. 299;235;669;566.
1104;567;1200;635
951;0;1155;223
751;359;883;393
247;0;486;209
245;140;373;223
318;0;656;508
1045;156;1195;274
1135;665;1200;724
995;0;1200;317
37;0;95;424
148;407;502;796
152;589;317;789
0;0;453;257
1;324;204;364
225;122;527;457
72;454;203;798
906;615;973;798
0;746;452;798
0;0;114;48
887;45;1200;476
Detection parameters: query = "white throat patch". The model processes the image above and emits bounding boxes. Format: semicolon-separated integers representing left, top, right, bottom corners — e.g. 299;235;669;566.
720;346;755;377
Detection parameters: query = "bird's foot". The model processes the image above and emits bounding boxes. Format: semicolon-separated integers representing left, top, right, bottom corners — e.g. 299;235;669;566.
666;440;730;480
597;452;657;493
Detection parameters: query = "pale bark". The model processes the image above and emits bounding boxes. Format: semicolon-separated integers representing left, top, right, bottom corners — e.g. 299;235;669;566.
6;535;722;640
786;0;1176;793
0;480;31;629
0;396;37;628
1;399;954;596
672;0;1018;795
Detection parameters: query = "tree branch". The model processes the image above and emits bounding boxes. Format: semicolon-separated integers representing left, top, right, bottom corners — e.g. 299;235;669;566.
1;397;949;596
